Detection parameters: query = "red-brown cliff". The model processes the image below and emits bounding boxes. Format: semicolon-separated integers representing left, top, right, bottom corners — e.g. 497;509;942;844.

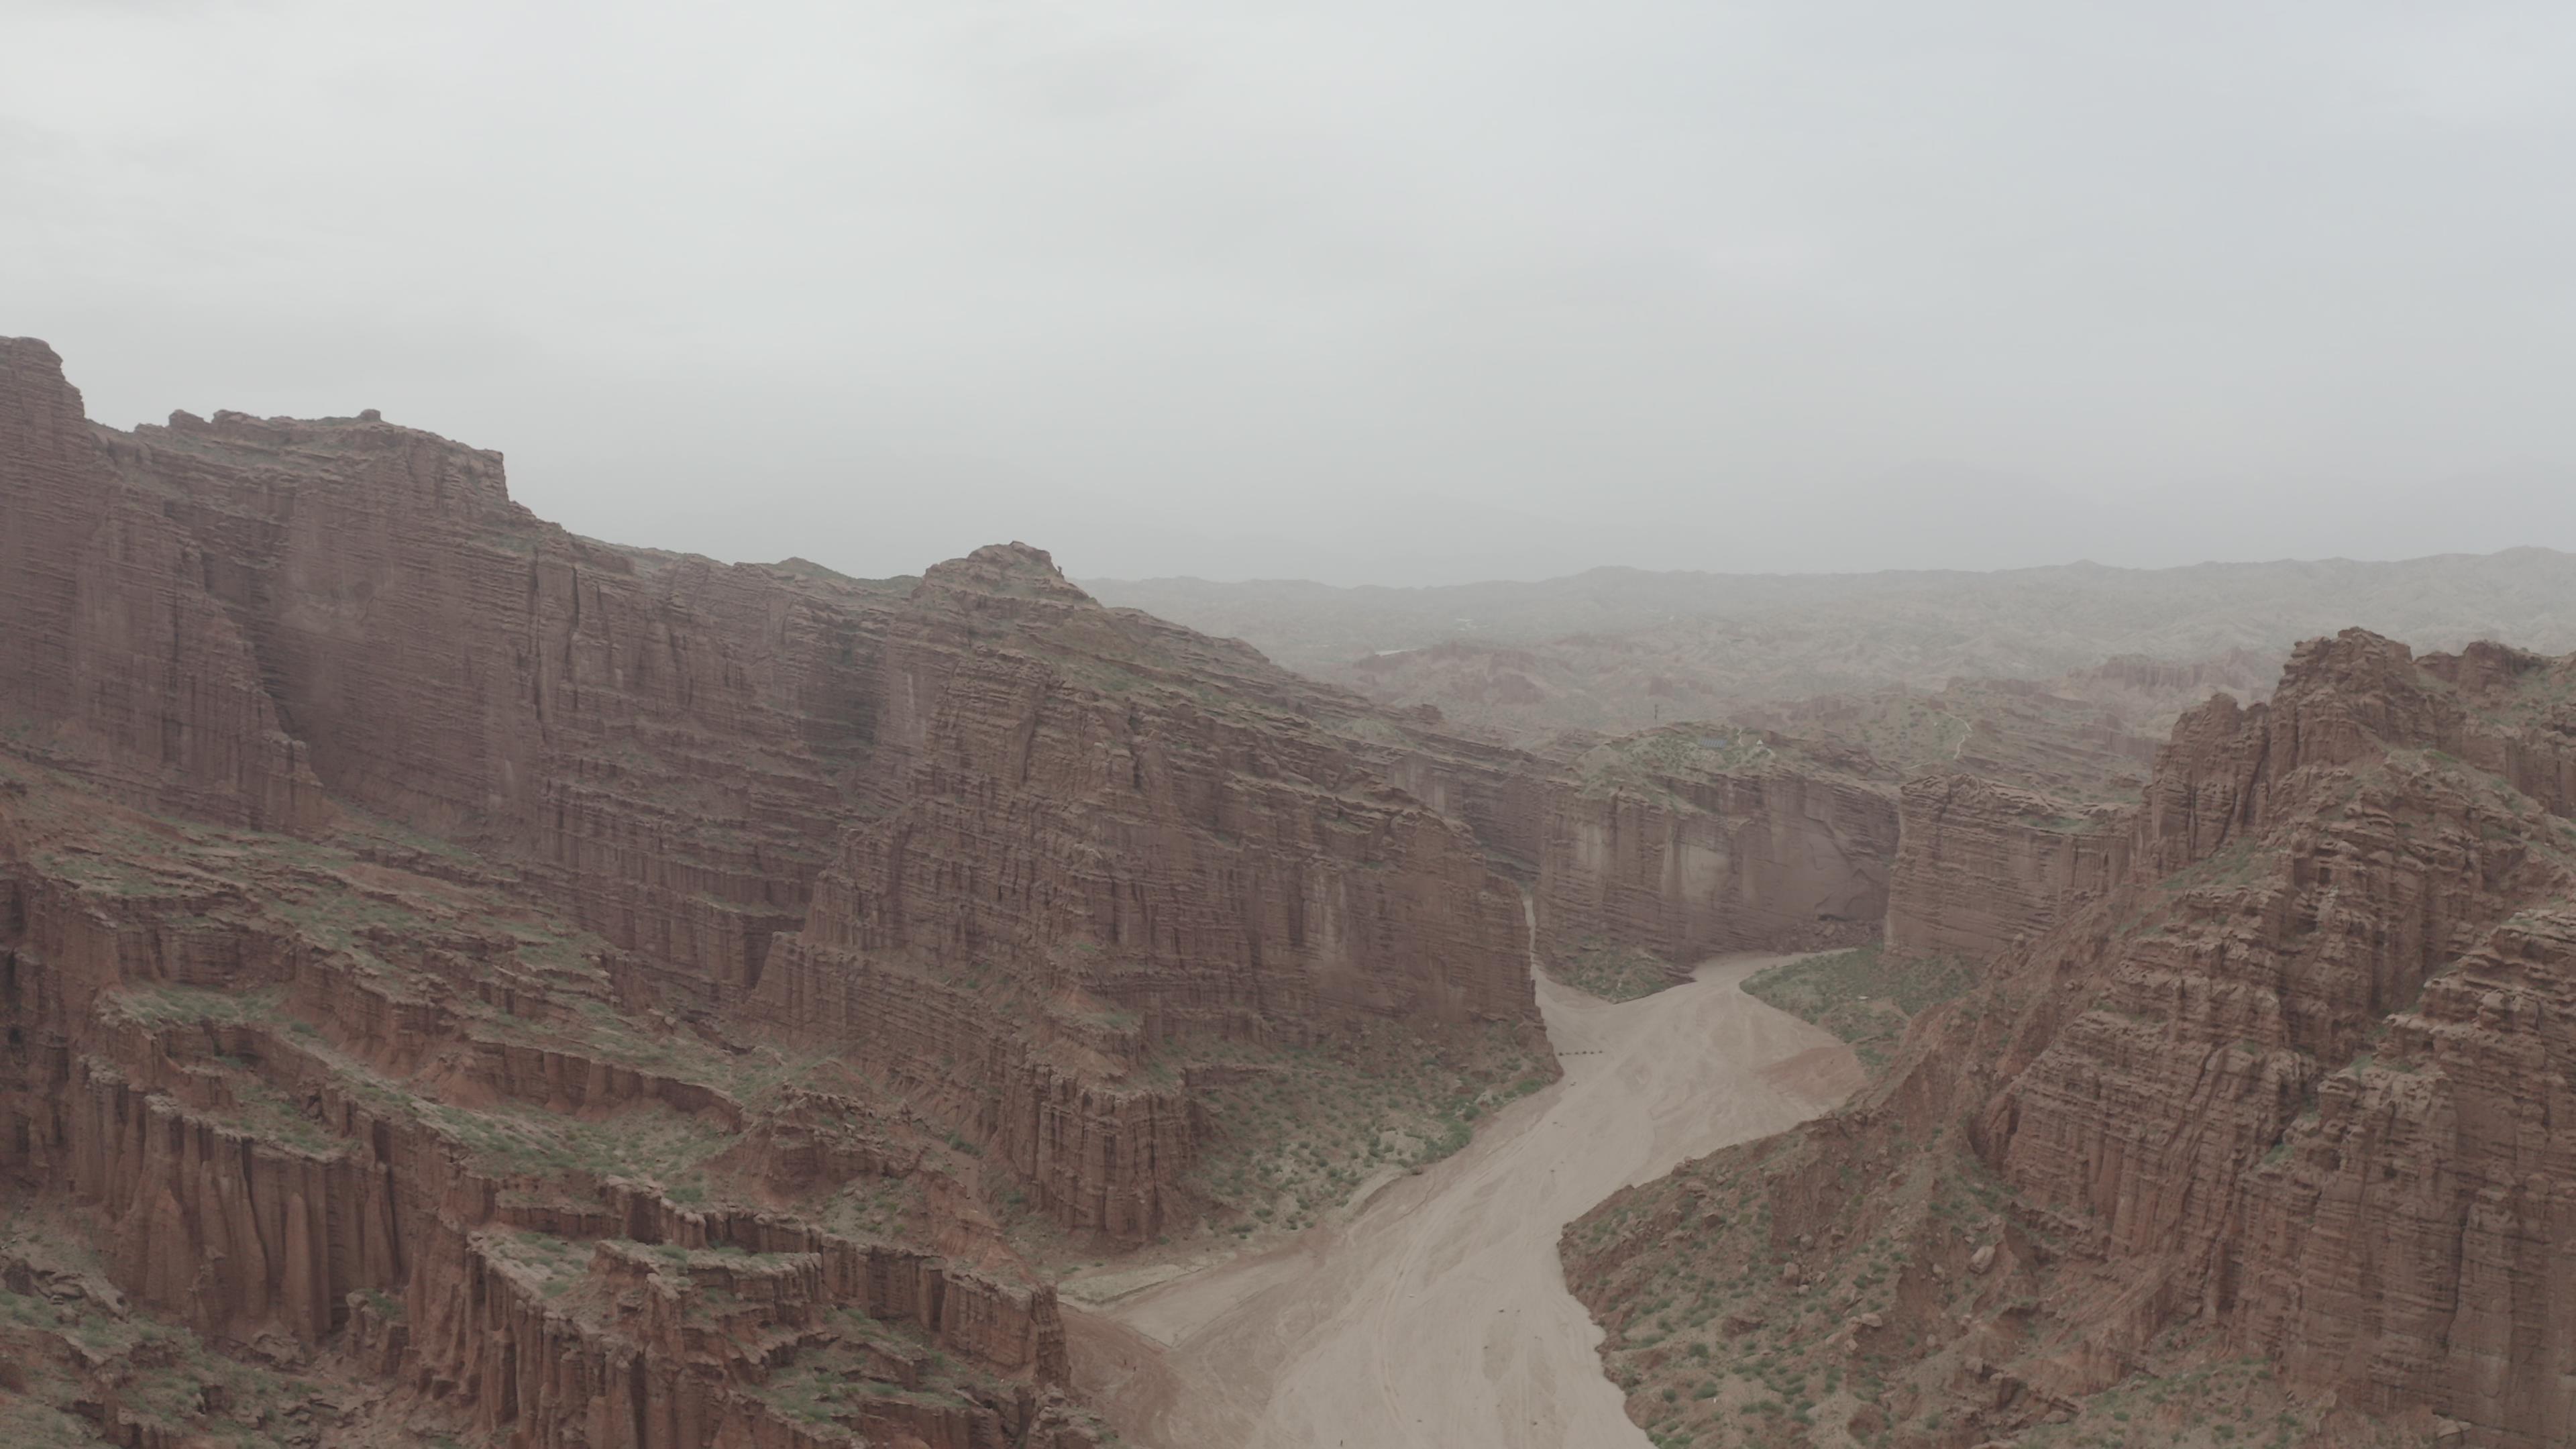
1533;727;1900;978
752;543;1538;1238
1883;773;2129;963
1564;630;2576;1449
0;338;325;831
93;400;898;1004
0;338;1552;1442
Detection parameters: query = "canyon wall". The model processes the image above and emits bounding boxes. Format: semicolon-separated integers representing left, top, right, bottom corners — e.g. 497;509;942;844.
1981;633;2576;1443
93;400;898;1003
1532;729;1900;972
1881;773;2129;962
0;336;1554;1440
1526;659;2245;986
1564;630;2576;1449
0;338;325;832
0;759;1094;1447
750;543;1538;1238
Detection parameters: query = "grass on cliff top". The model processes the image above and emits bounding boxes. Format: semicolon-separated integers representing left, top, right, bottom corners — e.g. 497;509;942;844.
1805;694;1973;777
1741;945;1976;1075
1544;936;1686;1003
428;1099;735;1197
1575;727;1788;802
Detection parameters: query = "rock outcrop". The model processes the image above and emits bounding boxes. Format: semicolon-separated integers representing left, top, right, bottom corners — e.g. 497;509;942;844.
1563;630;2576;1449
0;338;325;831
0;338;1552;1444
1532;727;1900;975
93;399;899;1004
0;755;1095;1448
1525;659;2256;989
751;543;1538;1238
1882;772;2127;962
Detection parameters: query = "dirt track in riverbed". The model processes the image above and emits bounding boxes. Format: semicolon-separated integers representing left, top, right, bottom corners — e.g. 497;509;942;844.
1067;954;1864;1448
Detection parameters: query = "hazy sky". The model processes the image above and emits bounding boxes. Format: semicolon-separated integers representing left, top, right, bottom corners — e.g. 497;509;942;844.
7;1;2574;584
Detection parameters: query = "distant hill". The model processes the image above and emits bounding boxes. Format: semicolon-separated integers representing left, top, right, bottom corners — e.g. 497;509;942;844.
1089;549;2576;741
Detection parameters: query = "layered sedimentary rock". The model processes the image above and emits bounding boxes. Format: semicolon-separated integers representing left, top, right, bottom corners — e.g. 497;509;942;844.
2231;907;2576;1441
0;337;1554;1442
89;400;898;1002
1565;630;2576;1448
1527;658;2248;986
0;755;1094;1446
1376;727;1569;877
752;543;1537;1237
1532;727;1901;973
1980;633;2576;1443
0;339;325;831
1882;773;2129;961
1757;661;2275;967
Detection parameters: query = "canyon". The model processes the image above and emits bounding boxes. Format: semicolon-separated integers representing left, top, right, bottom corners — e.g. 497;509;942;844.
1067;952;1864;1449
7;329;2576;1449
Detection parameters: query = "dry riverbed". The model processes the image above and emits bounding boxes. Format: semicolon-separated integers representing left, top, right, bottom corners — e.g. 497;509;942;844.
1067;954;1864;1448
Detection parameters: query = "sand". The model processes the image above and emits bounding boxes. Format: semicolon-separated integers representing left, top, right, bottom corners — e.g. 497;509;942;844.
1067;953;1866;1448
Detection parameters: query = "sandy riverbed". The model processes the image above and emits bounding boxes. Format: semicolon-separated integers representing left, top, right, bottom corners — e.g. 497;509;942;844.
1067;954;1864;1448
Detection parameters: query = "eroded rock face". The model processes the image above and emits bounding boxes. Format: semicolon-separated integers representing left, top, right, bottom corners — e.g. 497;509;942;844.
1532;728;1900;972
1564;630;2576;1449
753;543;1538;1237
93;400;897;1003
1981;631;2576;1442
1884;773;2128;962
0;768;1091;1448
2235;911;2576;1440
0;339;1552;1443
0;338;325;830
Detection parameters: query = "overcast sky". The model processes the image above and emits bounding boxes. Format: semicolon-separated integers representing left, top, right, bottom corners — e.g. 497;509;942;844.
7;1;2574;584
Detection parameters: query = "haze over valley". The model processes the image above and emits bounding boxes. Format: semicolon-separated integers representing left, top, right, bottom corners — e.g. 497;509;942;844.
7;3;2576;1448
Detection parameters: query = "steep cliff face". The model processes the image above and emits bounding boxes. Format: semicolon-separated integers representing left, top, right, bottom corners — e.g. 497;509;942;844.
1376;727;1566;878
2233;910;2576;1441
0;754;1097;1447
1528;658;2243;994
1882;773;2129;962
0;338;325;831
1564;631;2576;1449
1978;633;2576;1442
1858;660;2279;972
0;339;1555;1441
1532;727;1900;980
753;543;1538;1238
91;403;898;1003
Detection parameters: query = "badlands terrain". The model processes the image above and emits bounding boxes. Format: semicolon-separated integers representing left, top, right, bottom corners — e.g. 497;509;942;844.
3;332;2574;1449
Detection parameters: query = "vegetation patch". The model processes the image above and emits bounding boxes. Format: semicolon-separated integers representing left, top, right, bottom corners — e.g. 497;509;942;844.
1545;936;1686;1002
1743;945;1976;1074
1152;1019;1553;1248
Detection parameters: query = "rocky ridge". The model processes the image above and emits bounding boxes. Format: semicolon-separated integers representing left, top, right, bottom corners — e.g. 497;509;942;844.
745;541;1538;1240
1562;631;2576;1449
0;337;1548;1445
1;753;1094;1447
